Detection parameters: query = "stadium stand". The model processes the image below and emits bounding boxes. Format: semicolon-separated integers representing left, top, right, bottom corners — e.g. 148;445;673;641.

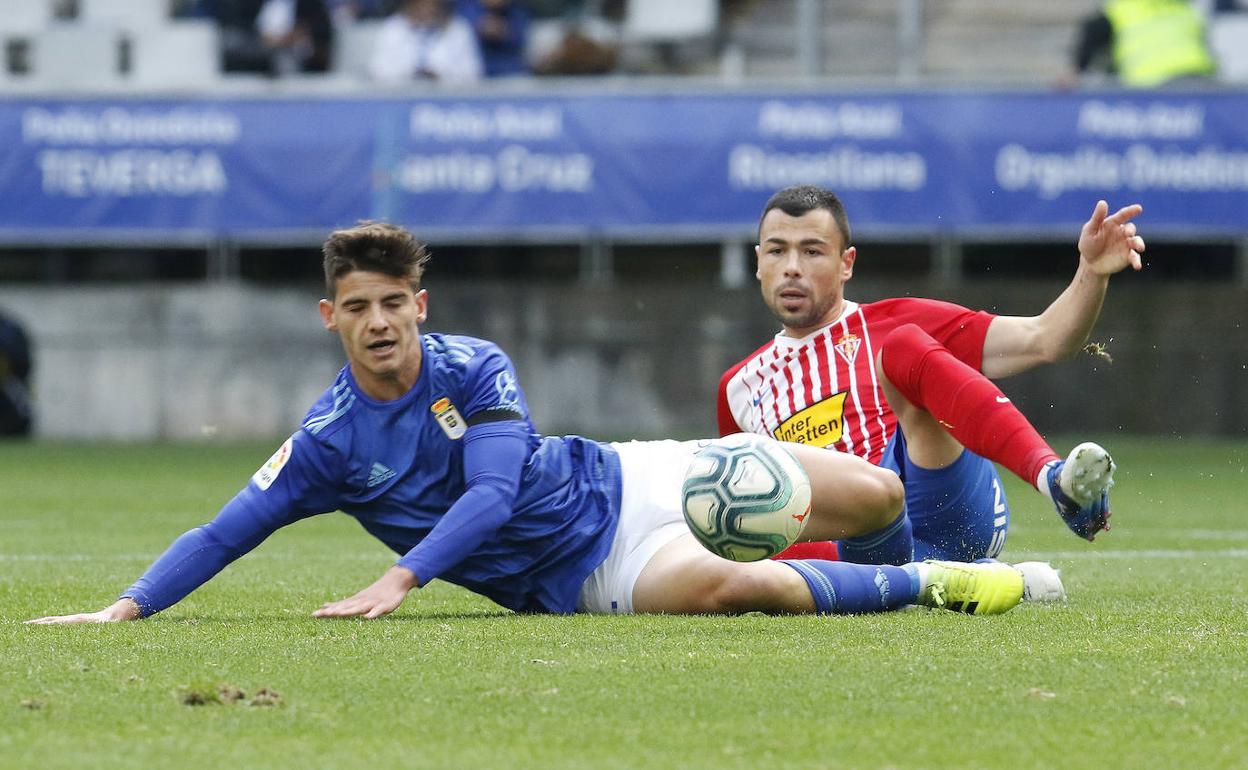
0;0;1245;441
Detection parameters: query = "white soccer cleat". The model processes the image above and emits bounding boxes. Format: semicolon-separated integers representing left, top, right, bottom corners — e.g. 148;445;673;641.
1059;442;1116;506
1013;561;1067;603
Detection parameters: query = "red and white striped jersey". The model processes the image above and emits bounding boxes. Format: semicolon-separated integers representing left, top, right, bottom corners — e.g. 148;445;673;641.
717;297;995;467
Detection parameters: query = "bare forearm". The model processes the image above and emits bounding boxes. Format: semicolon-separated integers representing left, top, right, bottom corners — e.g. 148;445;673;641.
1036;262;1111;359
983;265;1109;378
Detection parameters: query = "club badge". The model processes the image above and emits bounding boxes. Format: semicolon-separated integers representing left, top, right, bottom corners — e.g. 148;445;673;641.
431;397;466;440
834;333;861;365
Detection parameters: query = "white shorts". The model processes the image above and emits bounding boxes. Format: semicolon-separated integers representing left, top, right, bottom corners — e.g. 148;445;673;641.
576;439;704;614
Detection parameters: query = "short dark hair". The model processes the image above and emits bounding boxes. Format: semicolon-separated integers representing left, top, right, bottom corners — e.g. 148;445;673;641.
321;221;431;297
759;185;852;249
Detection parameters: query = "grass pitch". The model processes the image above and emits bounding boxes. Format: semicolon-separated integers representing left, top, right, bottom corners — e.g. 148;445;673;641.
3;438;1246;770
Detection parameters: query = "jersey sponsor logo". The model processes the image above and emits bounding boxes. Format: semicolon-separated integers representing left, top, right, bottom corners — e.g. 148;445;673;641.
367;461;396;488
494;370;520;409
252;437;293;491
834;333;862;365
773;392;847;447
431;397;467;440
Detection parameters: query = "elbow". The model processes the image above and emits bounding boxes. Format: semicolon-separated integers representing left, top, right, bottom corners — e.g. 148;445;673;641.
1049;335;1090;363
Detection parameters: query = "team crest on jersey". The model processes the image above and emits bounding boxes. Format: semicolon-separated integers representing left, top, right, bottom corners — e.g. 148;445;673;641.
431;397;467;440
773;392;847;448
252;437;293;491
834;333;862;365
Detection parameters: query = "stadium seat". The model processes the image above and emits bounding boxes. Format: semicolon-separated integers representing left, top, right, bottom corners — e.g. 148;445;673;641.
0;0;53;81
30;23;123;89
129;20;221;89
0;0;53;34
331;19;385;80
619;0;718;72
1210;13;1248;83
622;0;718;43
79;0;169;30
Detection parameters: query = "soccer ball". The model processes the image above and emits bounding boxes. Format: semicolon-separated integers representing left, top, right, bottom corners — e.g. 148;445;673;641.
681;434;812;562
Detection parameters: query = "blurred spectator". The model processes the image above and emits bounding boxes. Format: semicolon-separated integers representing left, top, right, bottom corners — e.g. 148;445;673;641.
456;0;530;76
1068;0;1216;87
0;311;33;438
192;0;334;75
527;0;622;75
369;0;484;83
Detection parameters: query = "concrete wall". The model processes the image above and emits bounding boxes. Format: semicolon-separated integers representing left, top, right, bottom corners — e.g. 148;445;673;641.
1;279;1244;440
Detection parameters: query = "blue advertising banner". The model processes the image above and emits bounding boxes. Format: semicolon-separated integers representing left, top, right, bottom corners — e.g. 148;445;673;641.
1;89;1245;242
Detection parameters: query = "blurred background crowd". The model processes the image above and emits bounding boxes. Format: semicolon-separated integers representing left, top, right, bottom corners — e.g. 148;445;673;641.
2;0;1245;87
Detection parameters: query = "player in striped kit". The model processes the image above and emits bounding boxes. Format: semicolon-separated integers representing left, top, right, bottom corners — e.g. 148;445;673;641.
718;186;1144;598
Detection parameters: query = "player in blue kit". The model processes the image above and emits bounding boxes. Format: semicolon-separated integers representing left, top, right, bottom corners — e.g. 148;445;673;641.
27;223;1026;625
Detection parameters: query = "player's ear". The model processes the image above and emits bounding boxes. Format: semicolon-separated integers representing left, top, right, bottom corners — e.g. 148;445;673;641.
318;298;337;332
754;244;762;280
414;289;428;324
842;246;857;278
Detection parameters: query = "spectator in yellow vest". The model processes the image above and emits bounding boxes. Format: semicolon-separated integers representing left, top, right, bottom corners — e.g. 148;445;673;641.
1068;0;1216;87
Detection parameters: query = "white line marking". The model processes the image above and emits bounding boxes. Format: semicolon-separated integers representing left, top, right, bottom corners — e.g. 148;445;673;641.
1019;549;1248;560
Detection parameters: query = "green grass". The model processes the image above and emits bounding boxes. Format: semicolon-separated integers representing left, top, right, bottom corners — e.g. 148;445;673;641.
2;438;1247;770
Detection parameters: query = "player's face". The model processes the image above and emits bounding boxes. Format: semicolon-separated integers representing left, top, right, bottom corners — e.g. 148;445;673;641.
756;208;857;338
319;270;428;401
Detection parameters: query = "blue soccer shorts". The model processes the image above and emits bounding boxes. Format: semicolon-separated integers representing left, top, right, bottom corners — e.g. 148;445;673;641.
879;428;1009;562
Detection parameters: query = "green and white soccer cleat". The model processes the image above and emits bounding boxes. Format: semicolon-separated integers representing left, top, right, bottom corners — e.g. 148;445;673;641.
918;560;1025;615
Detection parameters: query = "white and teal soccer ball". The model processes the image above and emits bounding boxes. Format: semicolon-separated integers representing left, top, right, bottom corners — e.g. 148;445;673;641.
681;435;812;562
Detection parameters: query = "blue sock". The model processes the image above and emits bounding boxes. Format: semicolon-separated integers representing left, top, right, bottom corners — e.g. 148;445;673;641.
781;559;921;614
836;510;914;566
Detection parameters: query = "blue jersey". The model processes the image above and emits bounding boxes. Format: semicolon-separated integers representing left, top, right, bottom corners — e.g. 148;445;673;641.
123;334;621;615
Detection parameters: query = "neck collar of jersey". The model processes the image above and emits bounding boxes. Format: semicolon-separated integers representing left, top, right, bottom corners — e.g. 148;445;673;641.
773;300;858;347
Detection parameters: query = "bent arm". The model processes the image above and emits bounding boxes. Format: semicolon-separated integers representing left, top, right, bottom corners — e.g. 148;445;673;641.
981;201;1145;378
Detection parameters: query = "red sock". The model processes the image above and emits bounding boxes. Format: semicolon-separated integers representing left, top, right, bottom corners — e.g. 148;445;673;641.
880;324;1059;488
773;541;840;561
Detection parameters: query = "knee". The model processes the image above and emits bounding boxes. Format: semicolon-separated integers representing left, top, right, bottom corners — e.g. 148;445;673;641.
862;465;906;529
879;324;938;390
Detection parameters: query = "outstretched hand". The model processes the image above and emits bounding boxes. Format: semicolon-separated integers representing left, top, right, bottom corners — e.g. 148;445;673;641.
25;598;141;625
1078;200;1146;276
313;565;419;620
